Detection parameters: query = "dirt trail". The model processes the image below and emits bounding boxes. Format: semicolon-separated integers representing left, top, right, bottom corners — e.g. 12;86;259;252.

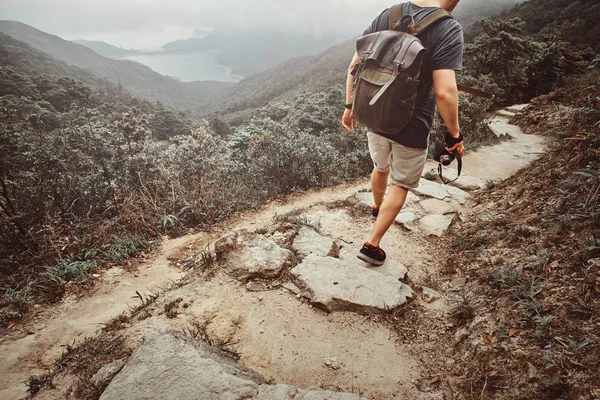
0;107;548;399
424;107;547;182
0;234;201;400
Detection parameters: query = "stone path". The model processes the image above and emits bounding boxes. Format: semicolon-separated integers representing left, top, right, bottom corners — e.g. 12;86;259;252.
1;105;548;400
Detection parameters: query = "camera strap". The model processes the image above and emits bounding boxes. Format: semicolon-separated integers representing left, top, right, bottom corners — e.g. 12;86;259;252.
438;150;462;185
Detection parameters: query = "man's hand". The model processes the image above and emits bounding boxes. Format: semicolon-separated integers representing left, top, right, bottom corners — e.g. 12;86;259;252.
445;141;465;158
342;108;358;132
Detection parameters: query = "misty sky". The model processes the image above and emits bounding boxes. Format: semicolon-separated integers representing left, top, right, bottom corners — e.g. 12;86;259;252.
1;0;486;50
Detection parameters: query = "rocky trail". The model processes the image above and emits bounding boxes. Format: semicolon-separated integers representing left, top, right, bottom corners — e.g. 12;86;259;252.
0;106;548;400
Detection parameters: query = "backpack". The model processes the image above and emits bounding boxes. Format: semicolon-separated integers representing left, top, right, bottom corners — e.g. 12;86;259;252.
351;3;453;135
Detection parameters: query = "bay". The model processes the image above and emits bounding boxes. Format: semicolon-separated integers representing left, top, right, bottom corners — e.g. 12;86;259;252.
122;51;241;83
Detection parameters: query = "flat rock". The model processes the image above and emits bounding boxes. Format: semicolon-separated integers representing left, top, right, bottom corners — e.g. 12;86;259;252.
215;230;294;281
101;334;363;400
497;109;516;117
412;179;449;200
100;333;264;400
291;254;414;312
423;168;485;191
395;211;419;230
355;191;374;208
506;104;529;112
339;248;409;281
419;214;455;237
293;226;336;259
446;185;470;205
419;198;457;215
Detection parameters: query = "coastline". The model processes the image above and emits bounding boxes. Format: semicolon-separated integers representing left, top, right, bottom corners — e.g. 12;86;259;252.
115;49;243;83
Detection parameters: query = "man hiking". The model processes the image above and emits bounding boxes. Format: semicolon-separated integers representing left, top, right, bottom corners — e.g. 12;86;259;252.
342;0;465;266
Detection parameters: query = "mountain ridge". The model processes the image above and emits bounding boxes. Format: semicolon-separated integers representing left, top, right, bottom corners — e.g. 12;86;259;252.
72;39;140;58
0;20;234;110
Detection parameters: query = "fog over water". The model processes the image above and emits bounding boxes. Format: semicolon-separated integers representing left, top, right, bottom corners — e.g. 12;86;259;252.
0;0;516;50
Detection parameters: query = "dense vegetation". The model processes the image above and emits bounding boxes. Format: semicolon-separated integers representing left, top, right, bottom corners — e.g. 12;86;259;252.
0;52;371;320
444;68;600;400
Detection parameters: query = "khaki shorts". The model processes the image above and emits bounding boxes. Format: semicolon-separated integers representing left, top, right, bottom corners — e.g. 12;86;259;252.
367;130;428;189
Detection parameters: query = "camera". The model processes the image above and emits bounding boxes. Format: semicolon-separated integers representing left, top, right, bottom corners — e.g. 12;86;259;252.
435;132;463;166
435;148;456;166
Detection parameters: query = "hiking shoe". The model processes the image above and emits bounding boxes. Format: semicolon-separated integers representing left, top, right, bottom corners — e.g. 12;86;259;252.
357;243;386;266
371;207;379;220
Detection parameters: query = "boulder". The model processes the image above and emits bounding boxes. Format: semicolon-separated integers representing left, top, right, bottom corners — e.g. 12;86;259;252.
215;230;294;281
100;334;364;400
419;214;455;237
91;358;127;387
291;254;414;312
100;334;264;400
292;227;337;259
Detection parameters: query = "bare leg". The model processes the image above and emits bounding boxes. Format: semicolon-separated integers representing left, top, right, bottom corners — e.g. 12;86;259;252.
371;169;389;209
368;184;408;247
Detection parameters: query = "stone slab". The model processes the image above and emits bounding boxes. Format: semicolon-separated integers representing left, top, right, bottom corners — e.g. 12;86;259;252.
497;110;516;117
419;214;455;237
506;104;529;112
100;333;264;400
412;179;449;200
101;334;364;400
395;211;419;230
418;198;457;215
338;248;409;282
292;226;336;259
291;254;414;312
215;230;294;281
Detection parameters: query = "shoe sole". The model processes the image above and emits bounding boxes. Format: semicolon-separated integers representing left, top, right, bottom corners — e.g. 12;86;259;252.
357;253;385;267
371;215;377;221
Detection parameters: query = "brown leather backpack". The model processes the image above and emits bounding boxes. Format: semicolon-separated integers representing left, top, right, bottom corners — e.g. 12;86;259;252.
351;4;453;135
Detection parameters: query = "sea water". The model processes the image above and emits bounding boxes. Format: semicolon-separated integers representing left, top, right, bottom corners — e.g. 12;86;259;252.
122;51;241;82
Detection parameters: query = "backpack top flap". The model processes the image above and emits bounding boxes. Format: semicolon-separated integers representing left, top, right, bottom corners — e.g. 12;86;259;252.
356;31;425;74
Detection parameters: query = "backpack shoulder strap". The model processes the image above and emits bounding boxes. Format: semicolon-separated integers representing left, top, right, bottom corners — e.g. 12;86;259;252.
414;9;453;36
388;3;405;31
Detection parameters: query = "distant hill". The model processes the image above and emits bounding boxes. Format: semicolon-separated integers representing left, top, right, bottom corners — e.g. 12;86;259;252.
200;39;355;122
162;37;206;52
0;21;234;110
0;31;103;87
72;39;139;58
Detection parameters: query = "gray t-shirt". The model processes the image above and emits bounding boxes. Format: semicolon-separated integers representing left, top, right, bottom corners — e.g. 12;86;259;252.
363;2;464;149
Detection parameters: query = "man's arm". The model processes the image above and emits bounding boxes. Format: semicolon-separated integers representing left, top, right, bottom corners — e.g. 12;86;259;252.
342;52;361;132
433;69;464;156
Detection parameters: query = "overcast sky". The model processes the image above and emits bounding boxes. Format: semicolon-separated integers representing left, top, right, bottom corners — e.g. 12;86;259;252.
1;0;401;50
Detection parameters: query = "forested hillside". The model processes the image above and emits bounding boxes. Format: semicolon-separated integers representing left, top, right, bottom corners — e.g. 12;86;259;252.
0;21;234;110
